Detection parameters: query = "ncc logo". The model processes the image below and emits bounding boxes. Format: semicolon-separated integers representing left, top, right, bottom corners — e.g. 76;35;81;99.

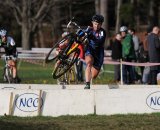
146;91;160;110
15;93;43;112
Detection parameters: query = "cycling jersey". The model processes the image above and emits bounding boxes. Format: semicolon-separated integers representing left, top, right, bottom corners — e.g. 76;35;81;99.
86;27;106;49
0;36;17;57
85;27;106;70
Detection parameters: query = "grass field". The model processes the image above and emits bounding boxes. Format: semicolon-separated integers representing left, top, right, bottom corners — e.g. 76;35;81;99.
0;114;160;130
0;59;159;130
0;59;115;84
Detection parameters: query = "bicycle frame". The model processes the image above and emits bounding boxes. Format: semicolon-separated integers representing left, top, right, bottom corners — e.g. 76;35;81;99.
65;18;88;56
45;18;89;79
3;55;14;83
57;64;78;85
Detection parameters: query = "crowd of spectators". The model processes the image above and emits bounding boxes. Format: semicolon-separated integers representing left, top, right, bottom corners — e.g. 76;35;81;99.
111;26;160;85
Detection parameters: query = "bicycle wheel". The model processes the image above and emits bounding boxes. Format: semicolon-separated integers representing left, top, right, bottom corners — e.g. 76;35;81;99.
3;67;13;83
45;34;73;63
57;73;69;85
52;48;80;79
66;66;77;84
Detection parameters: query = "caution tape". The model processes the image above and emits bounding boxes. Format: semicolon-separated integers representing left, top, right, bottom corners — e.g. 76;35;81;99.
103;58;160;67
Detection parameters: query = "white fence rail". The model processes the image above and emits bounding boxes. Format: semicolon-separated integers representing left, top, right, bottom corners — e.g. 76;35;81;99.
0;47;111;60
0;84;160;117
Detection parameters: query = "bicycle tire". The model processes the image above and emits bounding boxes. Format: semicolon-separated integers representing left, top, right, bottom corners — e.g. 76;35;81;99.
57;73;69;85
52;48;80;79
67;66;77;84
45;34;73;63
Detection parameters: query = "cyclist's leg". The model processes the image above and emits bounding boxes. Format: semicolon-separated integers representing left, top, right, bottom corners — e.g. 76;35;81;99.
7;59;21;83
7;60;16;78
91;67;100;79
85;55;94;82
92;48;104;79
84;54;94;89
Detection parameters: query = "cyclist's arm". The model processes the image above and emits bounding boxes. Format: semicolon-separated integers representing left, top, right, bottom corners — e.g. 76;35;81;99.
93;30;106;45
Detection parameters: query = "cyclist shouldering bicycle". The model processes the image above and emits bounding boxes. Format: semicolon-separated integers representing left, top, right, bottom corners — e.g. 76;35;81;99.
84;14;106;89
57;14;107;89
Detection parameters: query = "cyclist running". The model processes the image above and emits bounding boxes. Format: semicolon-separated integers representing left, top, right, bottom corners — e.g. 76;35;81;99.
84;14;106;89
0;29;21;83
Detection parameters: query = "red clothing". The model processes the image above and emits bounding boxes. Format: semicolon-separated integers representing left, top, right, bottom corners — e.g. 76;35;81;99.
78;44;84;59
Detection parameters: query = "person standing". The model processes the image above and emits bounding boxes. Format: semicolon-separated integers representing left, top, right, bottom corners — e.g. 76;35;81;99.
84;14;106;89
128;28;142;82
128;28;140;60
147;26;160;84
120;26;136;84
111;33;122;83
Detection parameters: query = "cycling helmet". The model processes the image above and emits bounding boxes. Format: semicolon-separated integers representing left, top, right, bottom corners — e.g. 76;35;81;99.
92;14;104;23
0;29;7;37
120;26;128;32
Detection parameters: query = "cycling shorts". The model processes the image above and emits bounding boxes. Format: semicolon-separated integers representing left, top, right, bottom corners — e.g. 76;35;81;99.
85;46;104;70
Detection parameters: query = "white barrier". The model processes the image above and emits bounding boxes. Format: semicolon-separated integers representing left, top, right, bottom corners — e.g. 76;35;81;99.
42;90;94;117
0;84;160;117
95;88;160;115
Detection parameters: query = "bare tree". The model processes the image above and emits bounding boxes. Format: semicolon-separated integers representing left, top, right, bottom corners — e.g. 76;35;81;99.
148;0;154;26
95;0;100;14
100;0;108;33
115;0;122;33
6;0;56;50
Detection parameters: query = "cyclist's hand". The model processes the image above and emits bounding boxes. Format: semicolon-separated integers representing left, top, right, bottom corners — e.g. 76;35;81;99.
85;26;92;33
88;32;96;40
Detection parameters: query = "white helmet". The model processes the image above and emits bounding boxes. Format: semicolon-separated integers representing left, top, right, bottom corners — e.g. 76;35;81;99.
120;26;128;32
0;29;7;37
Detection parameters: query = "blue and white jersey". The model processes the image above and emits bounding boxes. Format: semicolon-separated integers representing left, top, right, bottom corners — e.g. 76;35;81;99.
86;27;106;50
85;27;106;70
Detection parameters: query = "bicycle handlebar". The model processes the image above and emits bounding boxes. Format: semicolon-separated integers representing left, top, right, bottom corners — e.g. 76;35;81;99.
66;18;90;44
67;18;81;29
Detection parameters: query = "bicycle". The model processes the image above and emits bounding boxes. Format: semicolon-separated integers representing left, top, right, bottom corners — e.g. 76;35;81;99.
45;18;89;79
3;55;15;83
57;63;78;85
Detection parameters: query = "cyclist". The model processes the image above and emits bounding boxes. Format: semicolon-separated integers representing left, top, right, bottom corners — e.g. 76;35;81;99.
84;14;106;89
0;29;21;83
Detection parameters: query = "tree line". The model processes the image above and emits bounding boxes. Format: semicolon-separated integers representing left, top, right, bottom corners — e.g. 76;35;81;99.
0;0;159;50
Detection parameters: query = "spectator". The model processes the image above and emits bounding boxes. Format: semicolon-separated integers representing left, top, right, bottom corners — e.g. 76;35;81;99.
128;28;140;60
128;28;141;82
75;43;85;82
120;26;136;84
147;26;160;84
111;33;122;83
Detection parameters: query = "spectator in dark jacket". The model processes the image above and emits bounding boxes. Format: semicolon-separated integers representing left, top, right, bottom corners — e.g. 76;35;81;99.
111;33;122;83
147;26;160;84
